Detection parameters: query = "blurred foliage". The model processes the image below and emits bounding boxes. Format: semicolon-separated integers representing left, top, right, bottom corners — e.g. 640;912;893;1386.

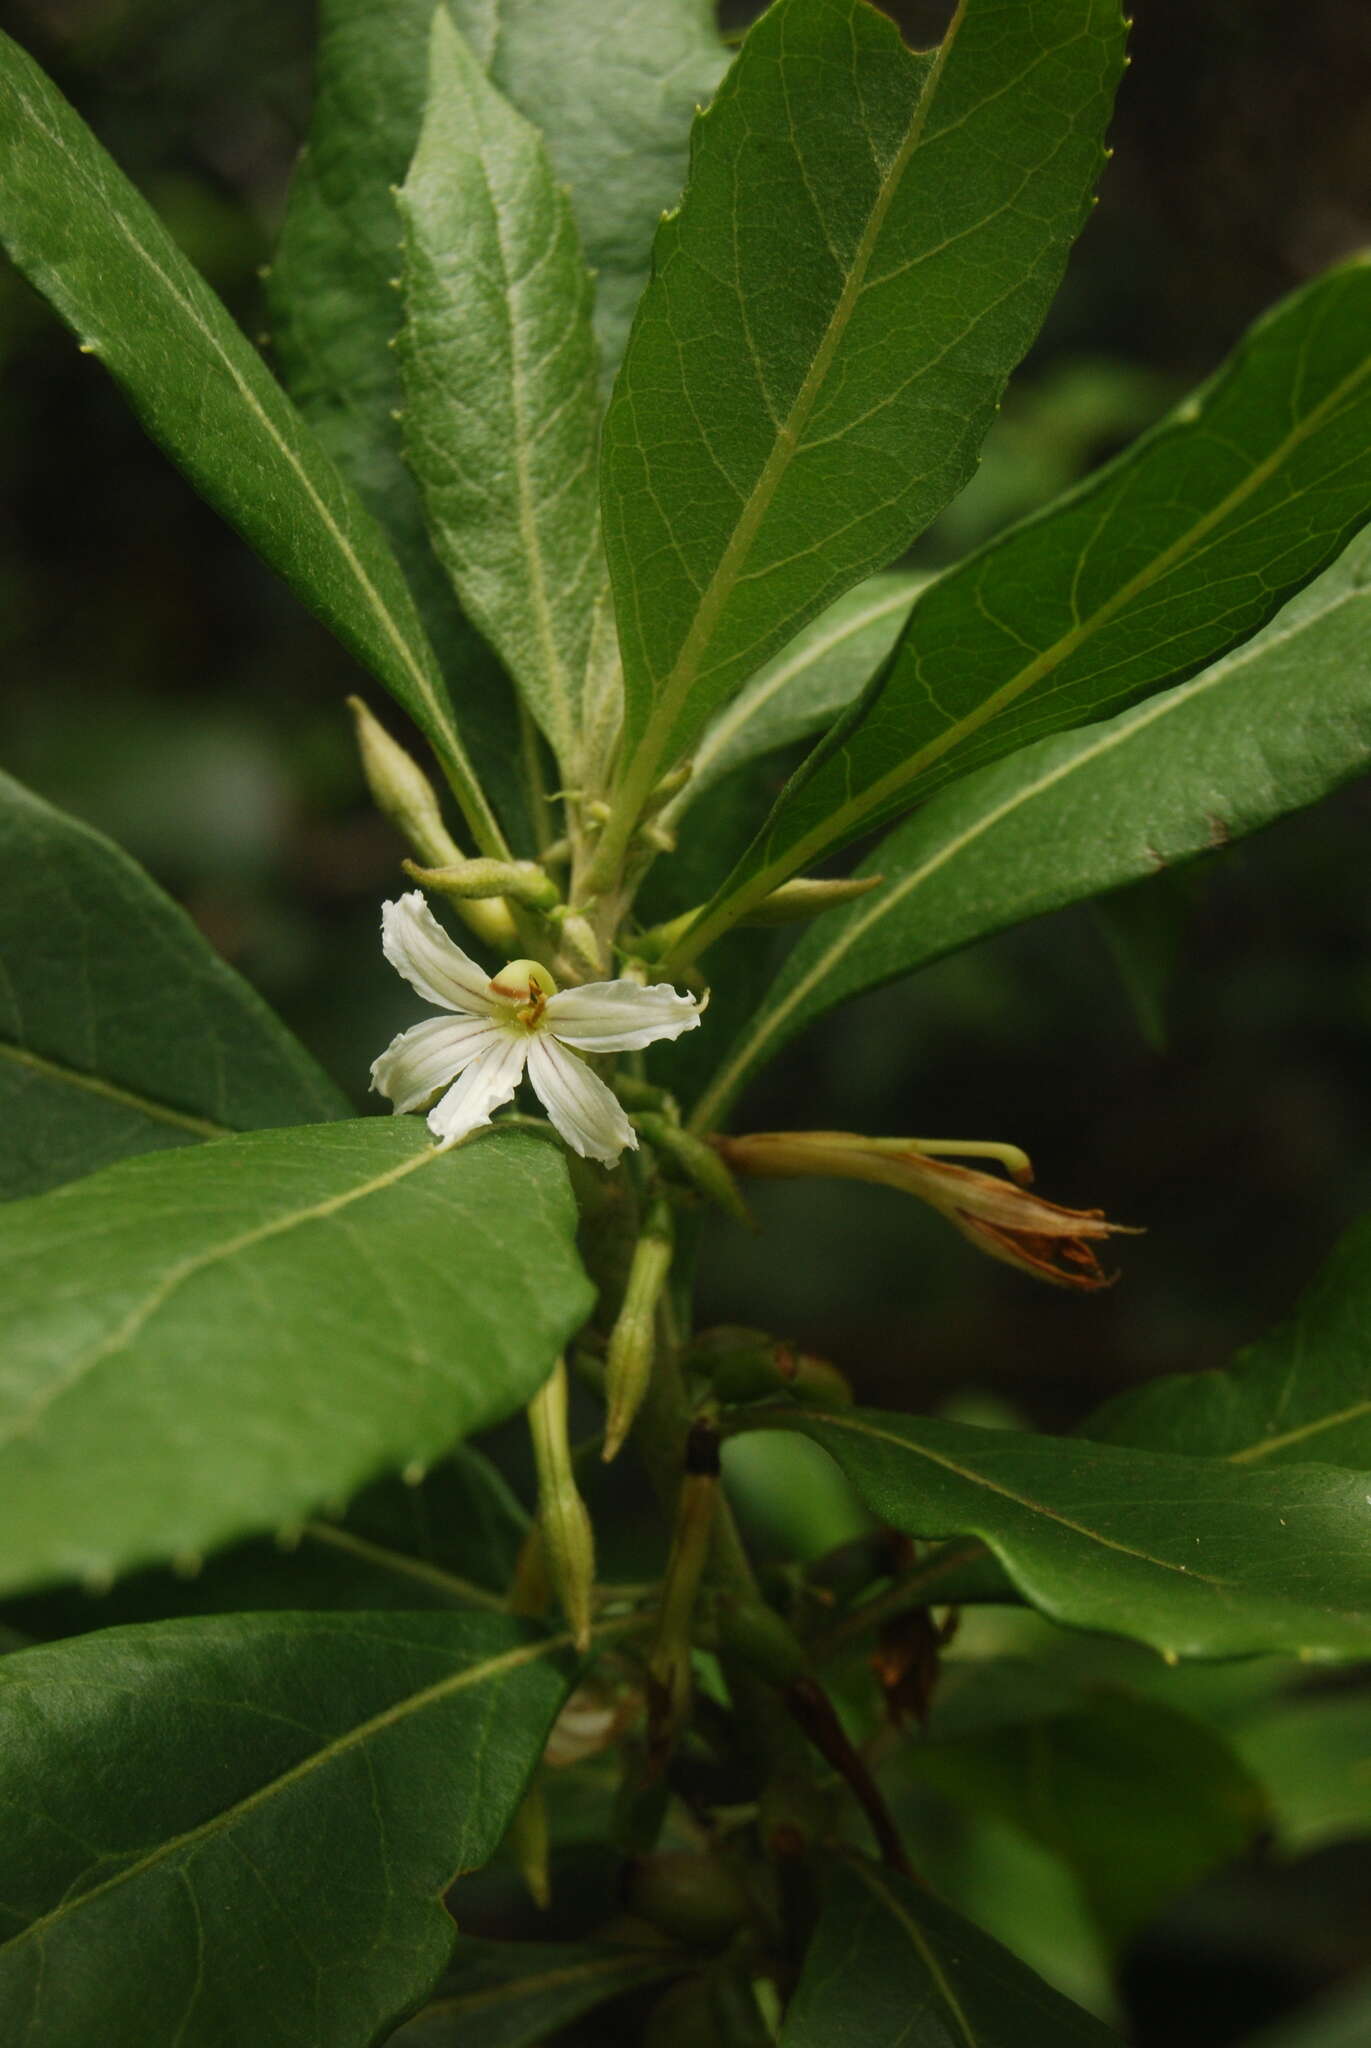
2;3;1371;2042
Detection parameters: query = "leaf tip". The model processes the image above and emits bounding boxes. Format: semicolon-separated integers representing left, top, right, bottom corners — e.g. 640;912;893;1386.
82;1564;115;1596
172;1550;204;1581
274;1523;304;1553
403;1459;428;1487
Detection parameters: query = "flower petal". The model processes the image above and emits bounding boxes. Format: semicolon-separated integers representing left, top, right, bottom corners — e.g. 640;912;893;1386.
381;892;499;1016
526;1034;637;1165
370;1014;499;1115
428;1028;528;1145
543;979;701;1052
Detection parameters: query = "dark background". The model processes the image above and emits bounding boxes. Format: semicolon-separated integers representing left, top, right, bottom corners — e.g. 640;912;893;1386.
2;4;1369;2040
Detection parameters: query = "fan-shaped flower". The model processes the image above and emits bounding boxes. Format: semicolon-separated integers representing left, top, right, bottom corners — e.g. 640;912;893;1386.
371;892;701;1164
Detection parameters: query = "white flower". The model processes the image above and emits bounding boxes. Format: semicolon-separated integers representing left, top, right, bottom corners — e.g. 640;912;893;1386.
371;892;702;1164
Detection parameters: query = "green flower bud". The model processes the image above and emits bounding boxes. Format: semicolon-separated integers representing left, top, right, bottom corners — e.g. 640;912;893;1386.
602;1199;674;1462
526;1359;596;1651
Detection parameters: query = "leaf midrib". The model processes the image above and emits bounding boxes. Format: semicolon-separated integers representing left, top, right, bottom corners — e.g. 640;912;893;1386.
0;1140;441;1451
422;1947;678;2021
685;317;1371;953
0;1041;229;1141
690;576;1367;1127
0;1624;575;1957
782;1409;1234;1590
670;580;921;819
615;0;968;815
844;1857;978;2048
0;40;505;857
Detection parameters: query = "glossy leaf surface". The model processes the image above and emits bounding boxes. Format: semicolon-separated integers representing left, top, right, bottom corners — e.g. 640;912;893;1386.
393;1935;684;2046
0;1124;593;1596
0;1610;572;2046
398;10;605;766
0;27;501;850
0;772;345;1200
697;256;1371;939
781;1856;1120;2045
757;1406;1371;1659
602;0;1125;794
673;573;924;816
696;524;1371;1123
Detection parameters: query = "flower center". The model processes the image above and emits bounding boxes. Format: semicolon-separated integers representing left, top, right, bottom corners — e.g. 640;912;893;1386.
489;957;558;1030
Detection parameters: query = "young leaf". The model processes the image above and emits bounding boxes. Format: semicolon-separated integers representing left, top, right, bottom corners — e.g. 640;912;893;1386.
0;772;346;1200
0;1123;594;1597
269;0;528;838
0;26;504;854
750;1405;1371;1660
689;256;1371;945
670;573;925;818
3;1446;528;1642
0;1610;573;2046
694;522;1371;1125
905;1692;1268;1942
1085;1212;1371;1468
392;1935;685;2046
397;10;607;769
449;0;728;396
601;0;1126;820
780;1856;1121;2046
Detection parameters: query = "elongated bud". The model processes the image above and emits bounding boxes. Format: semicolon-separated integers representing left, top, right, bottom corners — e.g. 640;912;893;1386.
714;1130;1138;1291
349;696;518;951
647;1420;720;1764
631;1112;753;1228
602;1199;675;1461
403;855;561;912
508;1778;551;1909
740;874;884;927
526;1359;596;1650
348;695;458;868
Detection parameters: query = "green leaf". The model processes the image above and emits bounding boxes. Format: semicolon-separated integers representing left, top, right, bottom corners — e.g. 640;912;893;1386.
601;0;1125;812
392;1935;685;2046
1234;1692;1371;1856
694;522;1371;1125
905;1692;1268;1942
449;0;728;396
671;573;925;819
0;1610;573;2046
0;772;347;1200
1085;1213;1371;1468
268;0;528;839
692;256;1371;943
3;1445;529;1641
0;1123;594;1596
0;26;504;854
397;11;606;769
780;1856;1121;2046
750;1405;1371;1659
